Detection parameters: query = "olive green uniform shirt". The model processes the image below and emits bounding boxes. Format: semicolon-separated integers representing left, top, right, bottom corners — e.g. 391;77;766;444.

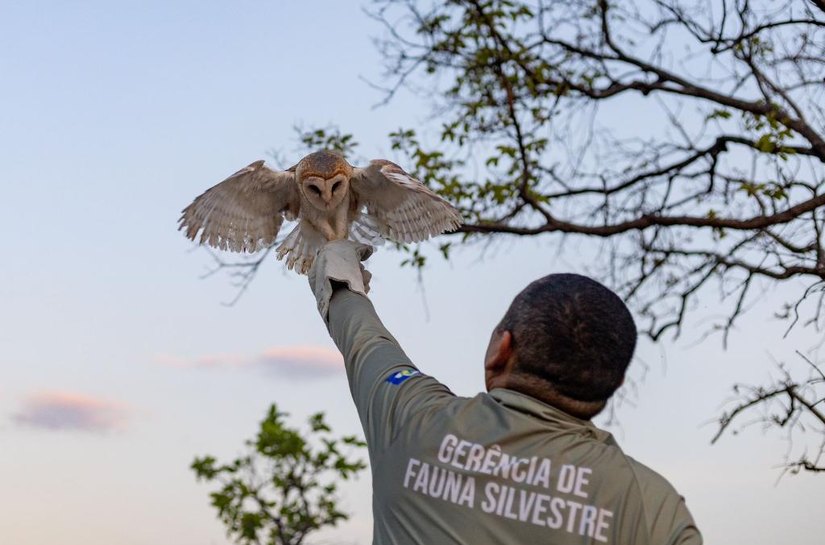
326;288;702;545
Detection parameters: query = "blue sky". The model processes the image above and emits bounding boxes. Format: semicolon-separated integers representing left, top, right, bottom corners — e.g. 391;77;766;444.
1;1;823;544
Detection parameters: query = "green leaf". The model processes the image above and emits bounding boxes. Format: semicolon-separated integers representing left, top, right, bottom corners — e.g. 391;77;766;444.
706;109;732;121
755;134;776;153
192;403;366;545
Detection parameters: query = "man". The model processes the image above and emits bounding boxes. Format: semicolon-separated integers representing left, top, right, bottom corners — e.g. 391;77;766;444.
308;240;701;545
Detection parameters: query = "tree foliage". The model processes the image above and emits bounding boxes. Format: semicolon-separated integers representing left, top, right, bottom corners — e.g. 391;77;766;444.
191;404;366;545
361;0;825;472
367;0;825;341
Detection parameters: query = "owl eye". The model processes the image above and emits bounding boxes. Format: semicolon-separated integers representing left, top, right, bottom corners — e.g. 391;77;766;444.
308;185;322;195
331;181;342;192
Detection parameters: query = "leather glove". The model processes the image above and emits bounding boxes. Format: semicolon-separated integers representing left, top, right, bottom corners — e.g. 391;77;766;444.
308;240;374;320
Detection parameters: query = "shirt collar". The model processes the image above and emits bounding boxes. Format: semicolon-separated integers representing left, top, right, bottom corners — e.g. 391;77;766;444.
488;388;616;444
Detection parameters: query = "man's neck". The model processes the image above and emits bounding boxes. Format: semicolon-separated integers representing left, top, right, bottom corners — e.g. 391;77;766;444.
497;372;607;420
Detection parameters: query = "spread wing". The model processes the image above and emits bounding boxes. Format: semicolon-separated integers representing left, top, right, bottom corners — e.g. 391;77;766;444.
178;160;300;253
350;160;462;243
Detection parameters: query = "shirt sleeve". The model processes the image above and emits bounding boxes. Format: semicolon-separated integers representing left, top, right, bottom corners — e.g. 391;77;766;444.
666;498;702;545
672;526;702;545
325;287;454;452
648;492;703;545
629;458;702;545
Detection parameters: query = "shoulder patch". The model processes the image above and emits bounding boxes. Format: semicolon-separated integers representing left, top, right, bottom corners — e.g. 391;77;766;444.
385;368;421;385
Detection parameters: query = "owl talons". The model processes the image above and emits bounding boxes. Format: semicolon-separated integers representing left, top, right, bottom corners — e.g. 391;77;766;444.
316;223;339;241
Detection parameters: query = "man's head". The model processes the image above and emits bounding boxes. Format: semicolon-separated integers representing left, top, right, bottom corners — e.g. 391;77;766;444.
484;274;637;419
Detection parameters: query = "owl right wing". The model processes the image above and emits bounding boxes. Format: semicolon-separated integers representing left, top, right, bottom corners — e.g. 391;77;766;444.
350;160;462;243
178;160;301;253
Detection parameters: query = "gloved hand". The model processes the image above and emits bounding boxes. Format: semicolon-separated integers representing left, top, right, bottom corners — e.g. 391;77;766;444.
308;240;374;320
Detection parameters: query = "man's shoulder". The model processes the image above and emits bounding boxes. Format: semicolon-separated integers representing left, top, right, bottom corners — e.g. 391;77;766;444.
622;454;684;501
619;453;700;543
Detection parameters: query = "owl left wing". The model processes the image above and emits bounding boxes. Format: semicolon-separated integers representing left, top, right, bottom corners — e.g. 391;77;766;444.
179;160;300;253
350;160;462;243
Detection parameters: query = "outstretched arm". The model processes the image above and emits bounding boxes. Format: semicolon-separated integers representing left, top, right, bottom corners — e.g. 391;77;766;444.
308;241;453;452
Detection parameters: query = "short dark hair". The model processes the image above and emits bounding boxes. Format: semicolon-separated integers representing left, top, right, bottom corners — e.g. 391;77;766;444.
499;274;637;402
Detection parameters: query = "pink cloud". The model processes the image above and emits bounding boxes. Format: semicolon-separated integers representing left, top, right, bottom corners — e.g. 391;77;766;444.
153;352;246;368
155;345;343;379
13;391;128;432
257;346;343;378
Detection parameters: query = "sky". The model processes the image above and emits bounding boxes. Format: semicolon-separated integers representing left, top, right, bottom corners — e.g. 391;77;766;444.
0;1;823;544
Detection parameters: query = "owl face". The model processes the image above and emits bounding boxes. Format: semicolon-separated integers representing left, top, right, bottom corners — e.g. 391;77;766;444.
295;150;353;210
300;173;350;210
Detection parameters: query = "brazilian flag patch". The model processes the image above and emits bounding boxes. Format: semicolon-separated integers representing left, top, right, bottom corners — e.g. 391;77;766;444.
386;369;421;385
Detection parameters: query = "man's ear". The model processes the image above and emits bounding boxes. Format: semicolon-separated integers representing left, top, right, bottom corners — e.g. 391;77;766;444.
484;329;515;373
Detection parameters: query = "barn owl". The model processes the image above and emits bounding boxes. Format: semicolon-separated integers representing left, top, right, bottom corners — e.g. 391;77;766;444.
179;150;462;273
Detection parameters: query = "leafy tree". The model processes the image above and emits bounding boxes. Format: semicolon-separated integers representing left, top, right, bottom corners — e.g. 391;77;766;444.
191;404;366;545
365;0;825;474
365;0;825;342
213;0;825;339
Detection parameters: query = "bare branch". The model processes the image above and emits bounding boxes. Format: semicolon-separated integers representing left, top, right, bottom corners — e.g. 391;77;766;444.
712;354;825;474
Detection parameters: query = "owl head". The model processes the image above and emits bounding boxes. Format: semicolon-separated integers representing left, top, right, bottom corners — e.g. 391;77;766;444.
295;150;352;210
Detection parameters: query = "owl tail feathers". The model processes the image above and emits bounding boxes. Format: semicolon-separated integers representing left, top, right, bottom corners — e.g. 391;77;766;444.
275;223;326;275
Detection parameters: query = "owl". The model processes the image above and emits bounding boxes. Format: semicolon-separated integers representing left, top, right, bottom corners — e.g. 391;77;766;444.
179;150;462;273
